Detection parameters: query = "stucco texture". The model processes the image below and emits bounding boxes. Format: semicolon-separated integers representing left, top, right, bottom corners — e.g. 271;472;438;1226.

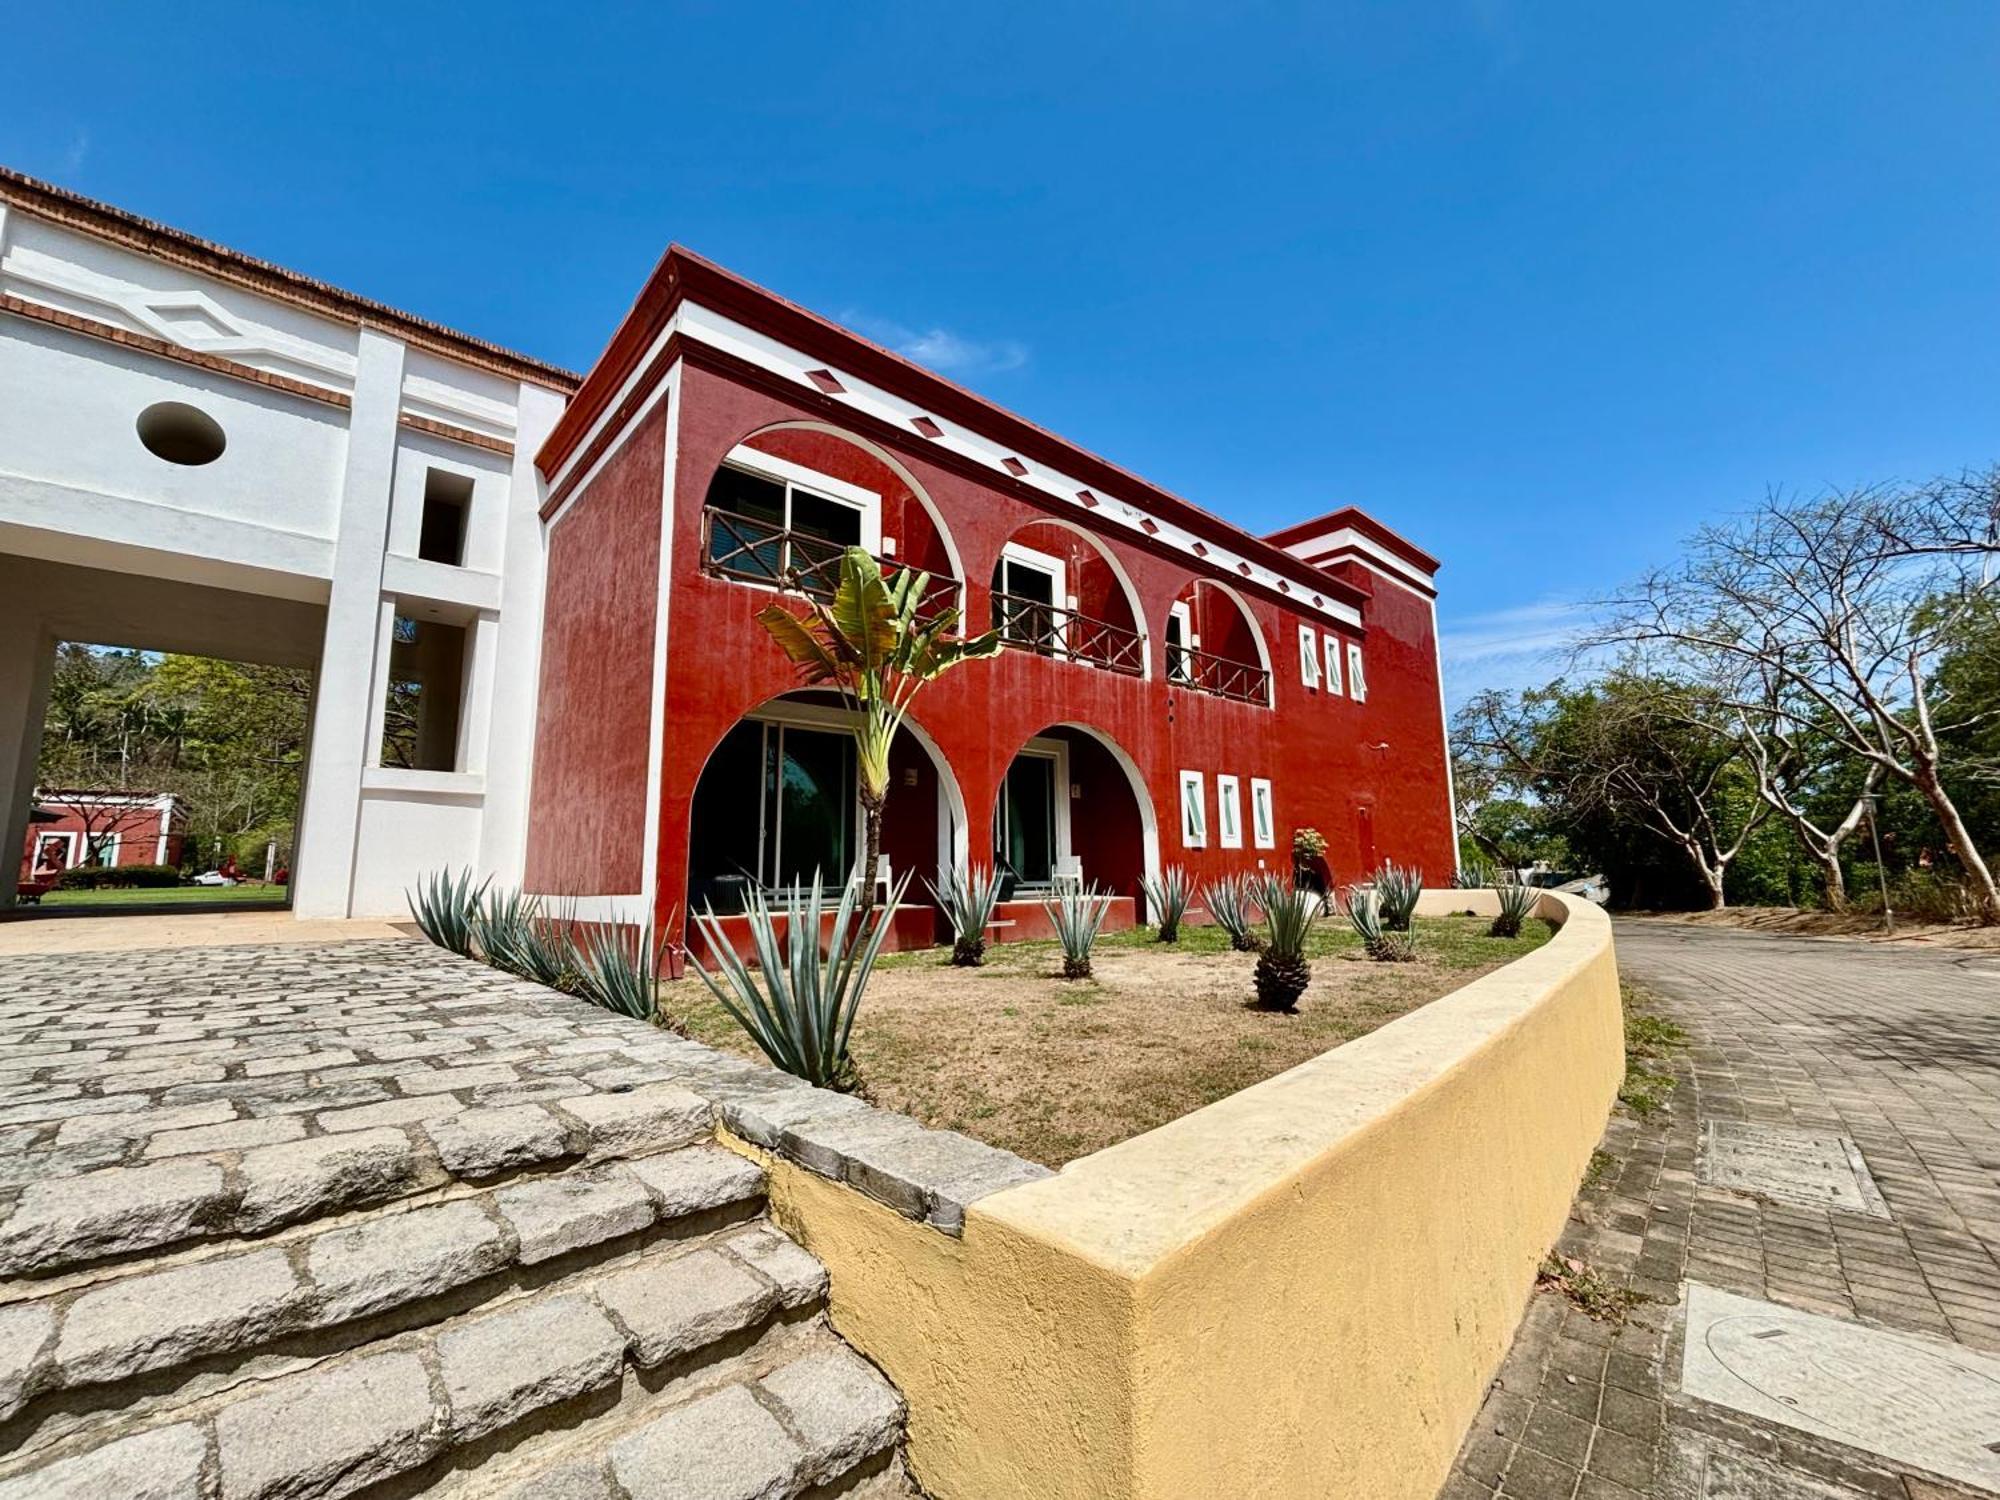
746;891;1623;1500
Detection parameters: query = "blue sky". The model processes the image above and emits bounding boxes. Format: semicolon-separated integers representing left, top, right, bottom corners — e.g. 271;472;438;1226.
10;4;1999;704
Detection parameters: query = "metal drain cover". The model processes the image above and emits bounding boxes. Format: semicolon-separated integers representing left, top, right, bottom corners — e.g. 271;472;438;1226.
1681;1283;2000;1493
1698;1120;1890;1218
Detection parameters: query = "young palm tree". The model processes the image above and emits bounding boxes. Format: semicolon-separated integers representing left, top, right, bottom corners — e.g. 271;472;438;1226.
757;549;1001;916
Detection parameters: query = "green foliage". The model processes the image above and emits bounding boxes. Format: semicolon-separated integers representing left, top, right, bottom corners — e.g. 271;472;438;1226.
690;871;911;1090
1620;999;1686;1117
927;864;1003;965
469;887;573;988
1489;880;1538;938
1453;857;1497;889
1371;860;1423;931
1340;884;1417;962
408;867;487;957
1201;873;1263;951
1252;877;1322;1009
1044;882;1115;980
1538;1253;1646;1322
1291;827;1327;861
1140;865;1193;941
757;549;1000;909
52;863;181;890
566;920;667;1021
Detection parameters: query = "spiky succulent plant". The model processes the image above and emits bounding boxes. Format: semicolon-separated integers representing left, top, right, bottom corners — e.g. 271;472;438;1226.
1140;865;1193;942
927;863;1003;966
1202;872;1263;951
1489;879;1539;939
1343;884;1417;962
1371;860;1424;932
1046;882;1114;980
1251;877;1320;1010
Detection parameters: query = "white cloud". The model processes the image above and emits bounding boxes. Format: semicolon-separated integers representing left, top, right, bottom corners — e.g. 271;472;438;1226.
1439;599;1600;706
841;310;1028;376
61;130;90;173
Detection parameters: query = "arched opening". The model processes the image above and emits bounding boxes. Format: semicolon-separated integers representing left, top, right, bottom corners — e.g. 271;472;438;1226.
988;520;1148;678
1164;579;1273;706
685;691;966;917
699;423;963;622
990;723;1155;906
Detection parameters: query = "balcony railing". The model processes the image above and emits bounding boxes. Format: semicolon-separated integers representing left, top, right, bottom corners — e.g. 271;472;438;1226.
1167;645;1270;706
702;507;959;624
991;592;1145;677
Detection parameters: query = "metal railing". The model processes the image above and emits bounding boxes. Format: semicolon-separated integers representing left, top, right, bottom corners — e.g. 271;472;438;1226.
990;592;1146;677
1168;645;1270;705
701;507;959;624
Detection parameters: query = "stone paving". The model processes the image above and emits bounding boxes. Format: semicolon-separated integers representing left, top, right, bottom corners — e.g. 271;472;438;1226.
0;936;950;1499
1445;920;2000;1500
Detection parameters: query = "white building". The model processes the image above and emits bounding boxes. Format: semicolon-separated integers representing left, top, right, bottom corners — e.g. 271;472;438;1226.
0;168;577;917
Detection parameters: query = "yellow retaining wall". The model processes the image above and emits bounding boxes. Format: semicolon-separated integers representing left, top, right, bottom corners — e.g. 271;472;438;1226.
740;890;1623;1500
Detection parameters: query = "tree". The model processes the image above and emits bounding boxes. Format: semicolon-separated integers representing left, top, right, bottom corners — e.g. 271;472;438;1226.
757;550;1000;915
1596;473;2000;921
1456;675;1770;909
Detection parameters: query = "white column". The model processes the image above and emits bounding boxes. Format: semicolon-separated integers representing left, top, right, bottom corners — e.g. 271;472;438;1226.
291;329;406;918
0;605;55;909
475;381;566;887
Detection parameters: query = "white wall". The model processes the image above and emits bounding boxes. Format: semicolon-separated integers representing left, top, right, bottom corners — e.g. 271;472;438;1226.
0;195;565;917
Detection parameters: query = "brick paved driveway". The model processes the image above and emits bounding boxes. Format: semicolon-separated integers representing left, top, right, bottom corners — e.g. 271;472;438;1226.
1446;919;2000;1500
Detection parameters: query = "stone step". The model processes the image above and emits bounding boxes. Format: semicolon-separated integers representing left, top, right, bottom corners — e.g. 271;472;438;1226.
0;1143;770;1447
0;1212;864;1500
0;1081;719;1281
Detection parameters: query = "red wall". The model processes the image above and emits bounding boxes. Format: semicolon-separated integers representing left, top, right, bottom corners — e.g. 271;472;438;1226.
523;401;666;895
528;356;1456;935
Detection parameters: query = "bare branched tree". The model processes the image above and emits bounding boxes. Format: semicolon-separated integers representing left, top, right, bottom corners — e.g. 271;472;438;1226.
1592;473;2000;922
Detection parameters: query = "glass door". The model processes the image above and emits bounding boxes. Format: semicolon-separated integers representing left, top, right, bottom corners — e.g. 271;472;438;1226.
995;754;1057;887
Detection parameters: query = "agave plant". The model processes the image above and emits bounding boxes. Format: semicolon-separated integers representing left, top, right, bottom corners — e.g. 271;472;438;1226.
1489;879;1540;939
926;863;1003;966
1343;884;1418;962
563;918;669;1021
1252;877;1321;1011
1202;873;1263;952
1371;861;1424;932
1045;882;1114;980
469;886;547;977
1454;858;1497;890
1139;865;1193;942
408;867;488;957
690;871;910;1090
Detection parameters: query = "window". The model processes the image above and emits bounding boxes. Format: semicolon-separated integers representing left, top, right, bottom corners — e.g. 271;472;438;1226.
418;469;473;566
993;544;1068;653
1217;775;1243;849
688;719;857;910
1322;634;1344;696
1250;779;1275;849
1298;625;1320;688
702;454;879;592
380;614;469;771
1347;641;1368;702
86;833;121;868
1178;770;1208;848
1166;601;1194;683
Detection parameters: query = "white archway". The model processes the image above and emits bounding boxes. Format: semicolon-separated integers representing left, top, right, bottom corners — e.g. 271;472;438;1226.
1047;720;1162;887
1179;578;1276;707
992;516;1154;678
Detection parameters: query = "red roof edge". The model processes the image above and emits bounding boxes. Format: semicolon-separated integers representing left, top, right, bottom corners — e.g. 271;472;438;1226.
1264;506;1443;577
536;246;1376;611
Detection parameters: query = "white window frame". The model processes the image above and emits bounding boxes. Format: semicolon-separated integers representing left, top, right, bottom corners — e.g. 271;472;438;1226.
997;542;1069;658
1166;600;1194;683
1216;774;1243;849
719;446;884;553
33;831;80;870
1250;778;1275;849
1322;634;1345;697
1298;625;1320;688
1178;770;1208;848
85;832;122;867
1347;641;1368;702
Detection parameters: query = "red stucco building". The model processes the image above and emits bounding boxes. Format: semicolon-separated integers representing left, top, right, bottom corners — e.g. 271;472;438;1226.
524;249;1455;945
20;792;187;882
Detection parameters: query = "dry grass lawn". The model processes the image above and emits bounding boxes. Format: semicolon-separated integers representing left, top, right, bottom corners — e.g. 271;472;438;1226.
664;912;1555;1167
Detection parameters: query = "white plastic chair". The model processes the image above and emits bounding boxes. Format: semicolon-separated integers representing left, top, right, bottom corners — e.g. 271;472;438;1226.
1052;855;1083;893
